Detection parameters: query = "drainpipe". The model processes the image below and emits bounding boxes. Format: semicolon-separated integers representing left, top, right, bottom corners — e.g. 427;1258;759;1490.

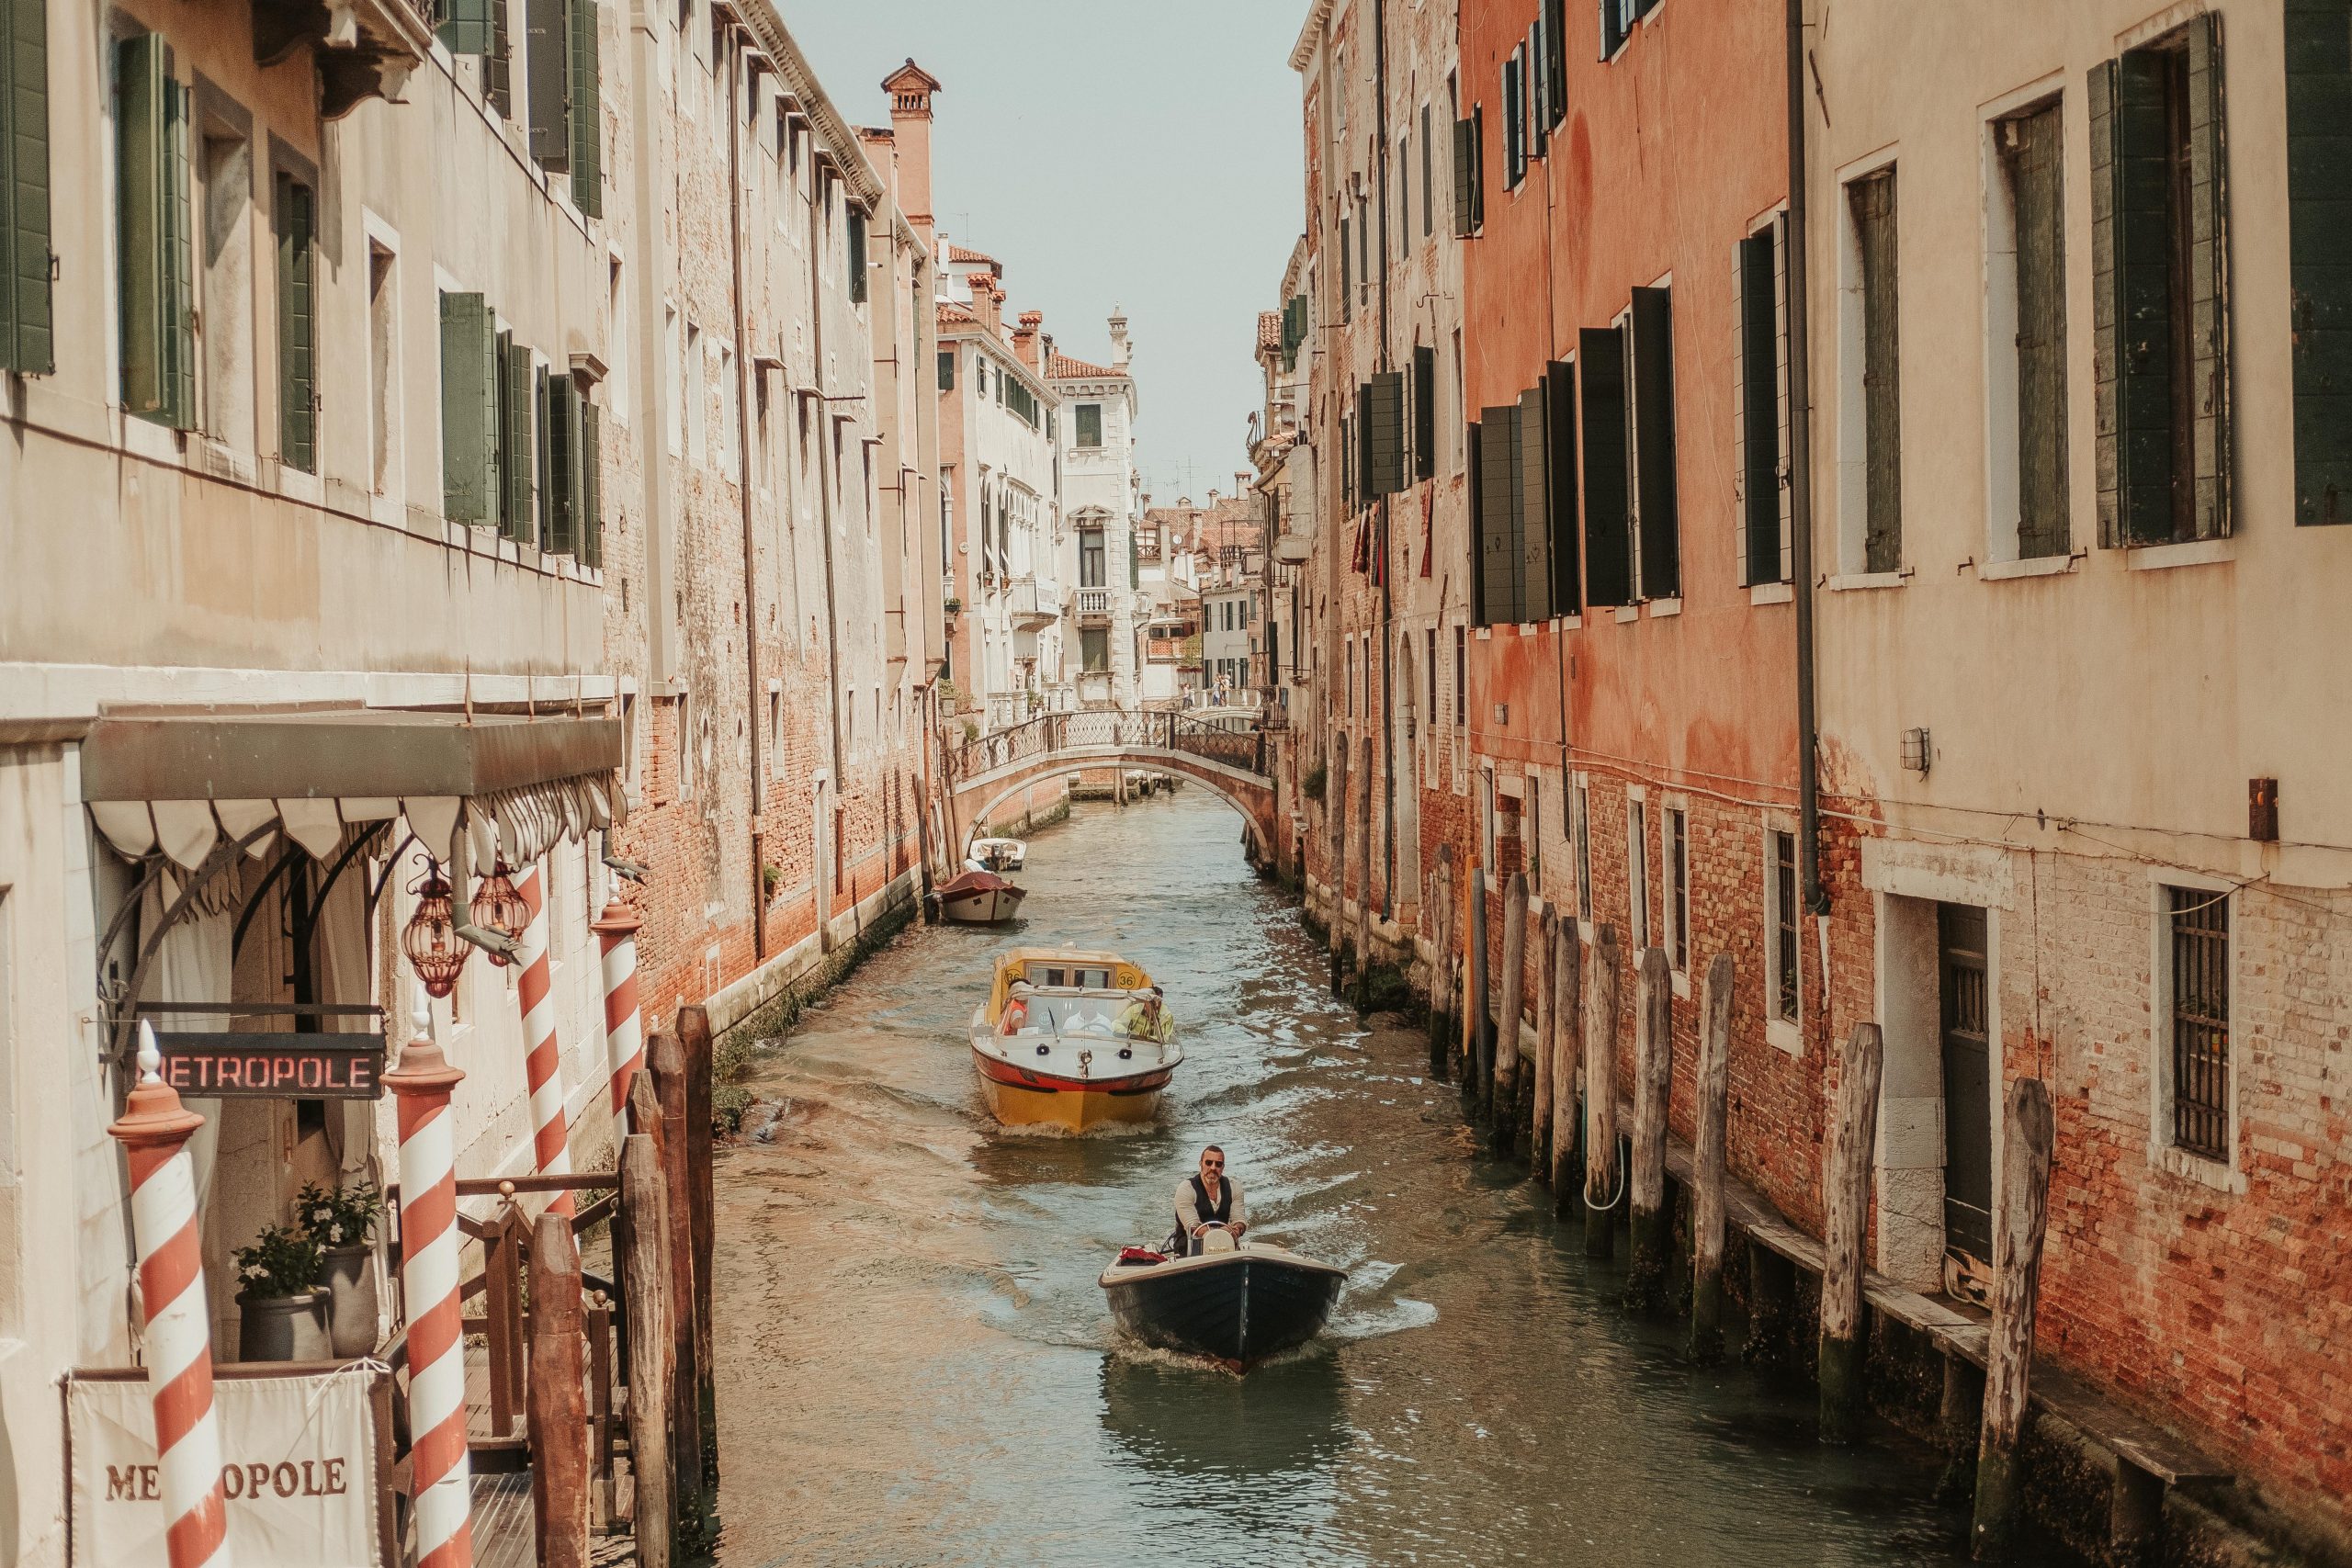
810;174;846;786
1786;0;1827;919
1374;0;1396;920
727;34;766;959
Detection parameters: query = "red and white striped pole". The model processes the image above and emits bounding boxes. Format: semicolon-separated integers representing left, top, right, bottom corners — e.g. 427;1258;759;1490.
109;1021;230;1568
513;863;573;1217
591;898;644;1127
386;992;475;1568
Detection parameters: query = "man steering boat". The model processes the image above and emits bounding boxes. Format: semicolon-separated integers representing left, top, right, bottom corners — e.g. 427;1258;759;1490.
1167;1145;1247;1256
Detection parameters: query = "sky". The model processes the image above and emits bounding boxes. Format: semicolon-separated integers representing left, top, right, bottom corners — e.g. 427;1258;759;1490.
784;1;1310;509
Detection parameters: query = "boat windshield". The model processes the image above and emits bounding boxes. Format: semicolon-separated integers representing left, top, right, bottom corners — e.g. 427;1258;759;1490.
1023;963;1115;989
1001;988;1127;1040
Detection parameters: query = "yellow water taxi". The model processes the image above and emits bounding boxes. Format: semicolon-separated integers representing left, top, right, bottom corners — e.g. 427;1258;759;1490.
968;947;1182;1132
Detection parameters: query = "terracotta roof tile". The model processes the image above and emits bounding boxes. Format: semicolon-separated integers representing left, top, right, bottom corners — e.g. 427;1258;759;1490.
946;243;997;265
1258;310;1283;350
1047;352;1114;379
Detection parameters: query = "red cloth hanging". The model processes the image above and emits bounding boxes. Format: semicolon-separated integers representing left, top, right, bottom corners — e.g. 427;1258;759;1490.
1419;487;1434;577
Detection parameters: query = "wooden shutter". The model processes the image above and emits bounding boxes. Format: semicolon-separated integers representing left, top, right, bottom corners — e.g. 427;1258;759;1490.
1368;369;1405;495
116;36;170;421
2094;52;2174;547
1736;230;1780;583
1502;53;1522;188
1419;104;1434;236
1851;170;1902;572
1453;118;1475;237
1339;214;1351;304
1355;382;1374;502
485;0;512;117
569;0;600;214
1467;417;1486;619
1518;383;1552;620
848;208;868;303
2289;0;2352;523
580;398;603;566
1545;358;1580;613
1631;286;1679;598
275;175;317;473
439;291;496;524
1478;406;1522;623
440;0;496;56
527;0;571;171
1544;0;1567;126
2009;103;2070;558
544;367;580;553
1579;326;1632;605
499;334;532;538
0;0;53;375
2185;13;2228;541
1526;28;1547;161
1600;0;1624;60
1413;344;1437;479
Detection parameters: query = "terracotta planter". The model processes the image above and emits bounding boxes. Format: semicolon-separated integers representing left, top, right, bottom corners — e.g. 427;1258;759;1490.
320;1243;379;1358
237;1290;331;1363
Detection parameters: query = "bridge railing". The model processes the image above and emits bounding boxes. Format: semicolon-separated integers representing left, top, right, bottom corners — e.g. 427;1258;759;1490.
947;710;1267;780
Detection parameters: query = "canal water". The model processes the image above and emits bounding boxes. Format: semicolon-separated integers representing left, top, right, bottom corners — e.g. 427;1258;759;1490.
707;789;1972;1567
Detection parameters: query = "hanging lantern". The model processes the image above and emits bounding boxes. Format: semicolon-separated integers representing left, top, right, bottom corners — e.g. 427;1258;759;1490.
401;864;469;998
469;860;529;965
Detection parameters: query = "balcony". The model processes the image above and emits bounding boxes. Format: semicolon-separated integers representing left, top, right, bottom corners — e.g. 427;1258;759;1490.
254;0;434;117
1073;587;1112;626
1006;575;1057;631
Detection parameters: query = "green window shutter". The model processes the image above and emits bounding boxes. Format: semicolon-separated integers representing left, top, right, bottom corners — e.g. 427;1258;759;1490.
1452;117;1475;238
1476;406;1521;624
0;0;55;375
275;174;316;473
2288;0;2352;523
2185;13;2228;542
1852;171;1902;573
439;291;495;523
1128;528;1139;590
848;208;868;303
534;364;551;542
1517;381;1552;620
1353;382;1373;501
569;0;599;214
1631;286;1679;598
1737;229;1780;583
485;0;512;116
1544;0;1567;126
1579;325;1632;605
500;333;535;538
580;398;602;566
545;373;577;555
1076;402;1101;446
527;0;571;172
1339;215;1351;300
441;0;494;56
1544;357;1580;613
2009;102;2070;558
2089;60;2120;547
937;349;954;389
163;73;191;426
1413;344;1436;479
1367;368;1405;495
116;35;171;421
1466;417;1486;619
2096;51;2176;547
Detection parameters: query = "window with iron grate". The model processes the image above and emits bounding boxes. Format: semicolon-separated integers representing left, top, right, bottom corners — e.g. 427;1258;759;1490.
1772;830;1798;1021
2166;886;2229;1161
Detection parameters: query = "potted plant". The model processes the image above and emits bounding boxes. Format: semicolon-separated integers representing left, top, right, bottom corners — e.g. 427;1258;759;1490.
232;1224;328;1363
297;1180;384;1358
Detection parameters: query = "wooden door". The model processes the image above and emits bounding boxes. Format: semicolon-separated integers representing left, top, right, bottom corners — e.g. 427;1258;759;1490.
1938;902;1993;1299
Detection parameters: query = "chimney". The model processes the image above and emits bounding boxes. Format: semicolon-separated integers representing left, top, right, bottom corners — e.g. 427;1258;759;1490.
1235;470;1252;493
881;59;943;248
969;273;1001;334
1012;310;1043;371
1108;305;1131;371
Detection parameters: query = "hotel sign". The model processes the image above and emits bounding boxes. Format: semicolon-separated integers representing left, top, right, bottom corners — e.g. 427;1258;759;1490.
153;1032;386;1100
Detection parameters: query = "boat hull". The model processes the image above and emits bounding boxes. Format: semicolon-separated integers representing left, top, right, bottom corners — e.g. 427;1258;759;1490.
971;1047;1170;1132
939;885;1026;924
1102;1251;1347;1366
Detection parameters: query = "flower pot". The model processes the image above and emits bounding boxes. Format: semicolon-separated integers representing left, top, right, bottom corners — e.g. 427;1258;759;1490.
237;1290;331;1364
320;1244;379;1358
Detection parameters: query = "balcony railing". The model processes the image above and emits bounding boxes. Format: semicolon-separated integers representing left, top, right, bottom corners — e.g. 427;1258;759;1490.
1073;587;1111;624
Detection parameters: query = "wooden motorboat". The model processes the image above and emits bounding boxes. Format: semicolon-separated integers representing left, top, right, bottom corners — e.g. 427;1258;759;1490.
1100;1233;1348;1368
935;868;1026;925
968;947;1182;1131
971;836;1026;871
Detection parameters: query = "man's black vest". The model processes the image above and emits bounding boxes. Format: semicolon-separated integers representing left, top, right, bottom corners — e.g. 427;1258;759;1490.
1183;1174;1233;1230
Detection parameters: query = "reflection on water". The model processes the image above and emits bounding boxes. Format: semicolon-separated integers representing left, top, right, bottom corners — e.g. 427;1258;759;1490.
708;792;1971;1568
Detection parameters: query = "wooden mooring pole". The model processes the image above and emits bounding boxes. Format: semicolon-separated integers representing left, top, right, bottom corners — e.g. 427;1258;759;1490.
676;1003;719;1481
1820;1021;1885;1442
1428;854;1454;1079
529;1213;592;1568
1551;917;1582;1212
619;1132;673;1568
1495;872;1526;1145
1582;923;1621;1258
1530;906;1556;1181
1624;946;1674;1313
1352;782;1374;1012
1971;1077;2055;1562
1690;953;1735;1362
1328;784;1347;997
1467;863;1492;1121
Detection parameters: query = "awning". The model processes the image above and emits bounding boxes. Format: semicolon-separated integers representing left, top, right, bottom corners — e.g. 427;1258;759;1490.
80;709;624;872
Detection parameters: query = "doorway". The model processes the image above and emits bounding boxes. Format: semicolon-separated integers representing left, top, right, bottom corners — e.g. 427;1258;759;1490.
1938;901;1993;1303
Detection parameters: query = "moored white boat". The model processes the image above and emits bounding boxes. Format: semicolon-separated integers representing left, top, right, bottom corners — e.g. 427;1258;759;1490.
935;868;1026;924
968;947;1181;1131
971;836;1026;870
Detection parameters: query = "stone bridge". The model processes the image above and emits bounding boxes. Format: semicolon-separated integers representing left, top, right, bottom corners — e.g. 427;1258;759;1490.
944;709;1278;860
